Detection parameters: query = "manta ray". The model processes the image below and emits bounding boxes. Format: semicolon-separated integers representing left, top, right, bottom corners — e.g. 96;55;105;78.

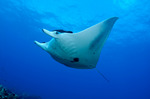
34;17;118;81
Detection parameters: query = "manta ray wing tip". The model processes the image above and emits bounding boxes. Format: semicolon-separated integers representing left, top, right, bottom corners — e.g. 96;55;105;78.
112;17;119;21
110;17;119;21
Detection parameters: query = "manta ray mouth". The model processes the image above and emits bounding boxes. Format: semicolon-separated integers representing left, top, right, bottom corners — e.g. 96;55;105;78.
53;29;73;33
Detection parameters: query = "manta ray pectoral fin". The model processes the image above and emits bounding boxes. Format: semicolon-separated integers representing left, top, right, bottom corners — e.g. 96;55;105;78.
42;29;58;38
77;17;118;52
90;17;119;50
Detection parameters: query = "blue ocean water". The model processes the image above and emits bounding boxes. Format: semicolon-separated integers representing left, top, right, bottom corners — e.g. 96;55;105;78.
0;0;150;99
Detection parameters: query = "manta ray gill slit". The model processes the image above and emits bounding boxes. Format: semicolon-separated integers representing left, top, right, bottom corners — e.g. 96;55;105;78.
70;58;79;62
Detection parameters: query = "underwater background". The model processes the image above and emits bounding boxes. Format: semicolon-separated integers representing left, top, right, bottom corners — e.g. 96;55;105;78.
0;0;150;99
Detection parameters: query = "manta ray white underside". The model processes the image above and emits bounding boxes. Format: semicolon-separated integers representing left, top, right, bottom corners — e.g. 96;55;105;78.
35;17;118;69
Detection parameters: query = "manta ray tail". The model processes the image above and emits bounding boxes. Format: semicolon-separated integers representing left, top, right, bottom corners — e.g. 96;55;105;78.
95;68;110;82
